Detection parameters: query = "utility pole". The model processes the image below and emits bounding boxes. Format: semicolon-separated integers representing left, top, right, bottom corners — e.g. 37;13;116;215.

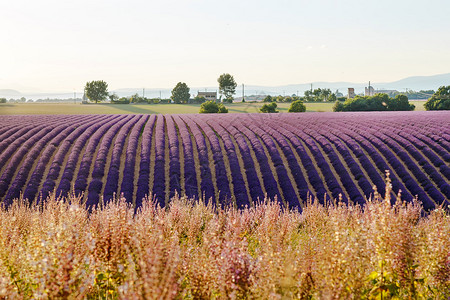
143;88;145;98
310;84;313;93
242;83;244;101
74;91;76;104
159;91;162;99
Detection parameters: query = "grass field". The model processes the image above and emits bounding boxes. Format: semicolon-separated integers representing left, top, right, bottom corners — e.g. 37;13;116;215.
0;100;427;115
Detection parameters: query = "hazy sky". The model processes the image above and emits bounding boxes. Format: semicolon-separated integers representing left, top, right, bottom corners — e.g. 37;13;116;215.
1;0;449;92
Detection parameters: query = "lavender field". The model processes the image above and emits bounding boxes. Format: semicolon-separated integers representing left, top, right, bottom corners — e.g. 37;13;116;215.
0;112;449;209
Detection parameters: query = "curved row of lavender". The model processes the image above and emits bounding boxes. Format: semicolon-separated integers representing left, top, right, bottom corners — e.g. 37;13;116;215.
0;112;449;210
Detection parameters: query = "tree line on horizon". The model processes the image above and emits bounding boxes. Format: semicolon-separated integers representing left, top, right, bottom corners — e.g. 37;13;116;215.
3;79;446;111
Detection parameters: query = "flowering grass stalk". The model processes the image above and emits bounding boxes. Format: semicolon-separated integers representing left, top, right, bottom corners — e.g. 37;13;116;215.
0;179;449;299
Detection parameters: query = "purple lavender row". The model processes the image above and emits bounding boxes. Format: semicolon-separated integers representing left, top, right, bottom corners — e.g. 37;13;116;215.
272;120;329;202
0;126;17;138
355;129;434;210
364;128;447;206
396;128;450;169
300;115;414;201
231;118;281;204
414;126;450;153
346;119;439;200
378;128;450;199
192;115;232;204
0;112;84;201
320;125;385;198
397;128;450;177
6;122;78;203
0;126;46;172
215;117;264;203
104;115;149;204
310;116;401;200
206;117;250;207
306;128;366;205
165;115;181;200
244;116;300;208
334;124;413;202
135;115;157;207
180;115;215;202
257;117;313;204
87;115;138;207
172;115;198;199
41;115;111;201
22;117;89;202
73;115;128;201
152;115;167;207
0;127;23;149
375;118;450;165
0;125;54;204
403;130;450;167
281;119;347;203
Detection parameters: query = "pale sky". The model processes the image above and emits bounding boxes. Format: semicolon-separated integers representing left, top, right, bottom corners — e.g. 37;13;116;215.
1;0;449;92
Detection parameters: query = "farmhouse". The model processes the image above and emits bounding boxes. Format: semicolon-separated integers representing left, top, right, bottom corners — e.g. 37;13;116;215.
197;91;217;102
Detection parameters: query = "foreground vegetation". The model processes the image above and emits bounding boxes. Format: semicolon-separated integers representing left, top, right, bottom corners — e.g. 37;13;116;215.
0;178;448;299
0;101;427;115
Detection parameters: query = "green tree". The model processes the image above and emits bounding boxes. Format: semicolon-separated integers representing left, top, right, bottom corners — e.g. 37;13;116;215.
288;100;306;112
171;82;190;104
84;80;109;104
130;93;147;103
0;98;6;103
199;101;228;113
263;95;273;102
108;93;121;103
387;94;415;111
328;93;337;102
304;90;313;102
259;102;278;113
217;73;237;102
424;86;450;110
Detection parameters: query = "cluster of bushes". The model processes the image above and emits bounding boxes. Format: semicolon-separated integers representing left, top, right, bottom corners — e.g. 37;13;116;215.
110;93;171;105
304;88;337;102
263;95;302;103
424;86;450;110
199;101;228;113
260;102;279;113
259;100;306;113
333;93;415;112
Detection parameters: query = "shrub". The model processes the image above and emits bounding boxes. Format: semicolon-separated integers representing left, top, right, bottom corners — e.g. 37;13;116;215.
333;100;345;112
259;102;278;113
288;100;306;112
112;97;130;104
199;100;228;113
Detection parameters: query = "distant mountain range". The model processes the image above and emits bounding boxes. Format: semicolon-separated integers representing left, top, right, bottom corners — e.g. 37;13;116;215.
1;73;449;100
